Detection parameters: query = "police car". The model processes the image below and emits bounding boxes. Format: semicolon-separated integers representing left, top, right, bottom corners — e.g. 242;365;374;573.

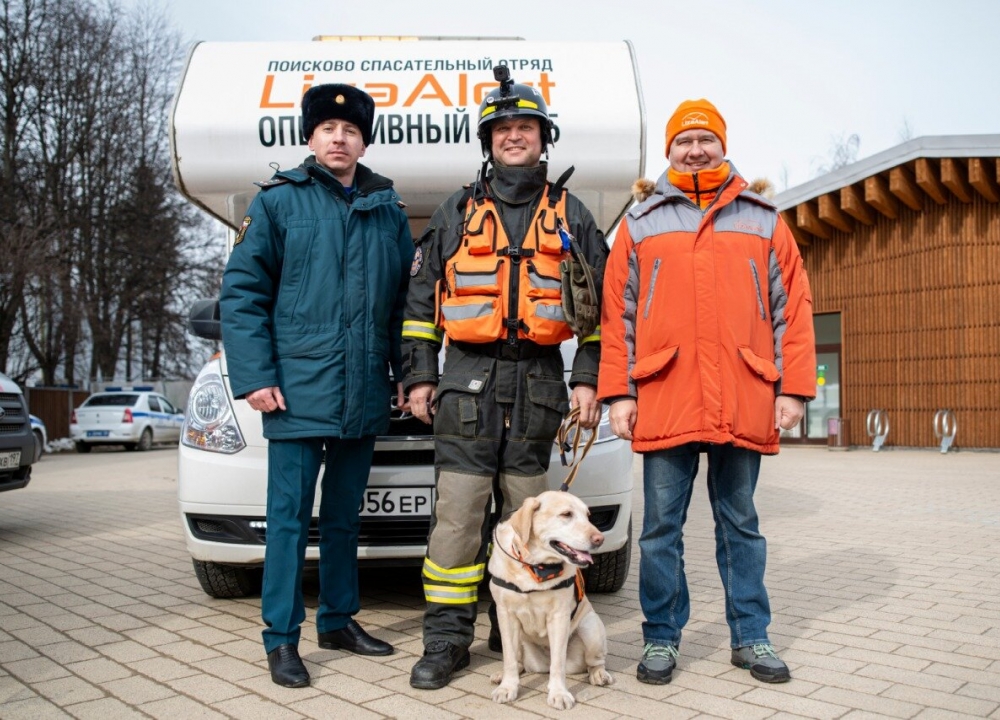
70;388;184;453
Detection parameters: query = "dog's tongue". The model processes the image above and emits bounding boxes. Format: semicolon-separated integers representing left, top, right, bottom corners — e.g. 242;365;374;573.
555;541;593;566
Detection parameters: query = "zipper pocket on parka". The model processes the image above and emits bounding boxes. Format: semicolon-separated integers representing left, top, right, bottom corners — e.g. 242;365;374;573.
748;259;766;320
643;258;661;319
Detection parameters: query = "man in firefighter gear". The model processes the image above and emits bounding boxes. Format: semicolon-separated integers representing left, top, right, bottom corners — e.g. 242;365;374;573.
403;67;609;690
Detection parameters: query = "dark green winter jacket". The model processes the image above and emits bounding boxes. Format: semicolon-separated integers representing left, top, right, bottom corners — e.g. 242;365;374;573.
220;158;414;439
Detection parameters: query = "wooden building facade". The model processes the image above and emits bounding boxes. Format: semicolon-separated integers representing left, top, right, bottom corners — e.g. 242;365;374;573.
774;136;1000;449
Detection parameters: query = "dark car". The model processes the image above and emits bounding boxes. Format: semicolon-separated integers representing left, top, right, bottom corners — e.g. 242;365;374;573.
0;372;35;492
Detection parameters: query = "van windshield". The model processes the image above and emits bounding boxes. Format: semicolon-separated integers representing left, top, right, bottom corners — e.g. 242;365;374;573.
85;394;140;407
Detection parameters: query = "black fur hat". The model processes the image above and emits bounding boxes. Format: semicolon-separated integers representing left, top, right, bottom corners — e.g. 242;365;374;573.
301;83;375;146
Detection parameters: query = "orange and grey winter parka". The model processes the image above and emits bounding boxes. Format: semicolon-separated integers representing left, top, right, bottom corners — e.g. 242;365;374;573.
597;164;816;454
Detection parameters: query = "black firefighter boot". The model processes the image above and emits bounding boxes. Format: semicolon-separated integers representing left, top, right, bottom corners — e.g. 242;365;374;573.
409;641;471;689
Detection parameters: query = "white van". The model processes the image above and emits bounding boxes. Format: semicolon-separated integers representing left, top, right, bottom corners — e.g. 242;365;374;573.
171;37;645;598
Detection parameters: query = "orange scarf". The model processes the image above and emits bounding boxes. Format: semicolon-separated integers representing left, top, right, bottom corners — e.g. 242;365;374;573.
668;162;731;210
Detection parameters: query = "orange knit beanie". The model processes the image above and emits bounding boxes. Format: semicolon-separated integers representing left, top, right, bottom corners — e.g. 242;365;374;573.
665;99;727;156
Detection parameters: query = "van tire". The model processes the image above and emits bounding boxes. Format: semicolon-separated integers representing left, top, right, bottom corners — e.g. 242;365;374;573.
582;518;631;593
193;560;263;599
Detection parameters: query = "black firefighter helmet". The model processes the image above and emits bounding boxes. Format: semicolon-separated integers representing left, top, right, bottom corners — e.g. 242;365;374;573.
476;65;554;158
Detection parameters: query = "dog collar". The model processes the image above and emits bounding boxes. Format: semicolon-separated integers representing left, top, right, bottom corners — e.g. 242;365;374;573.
494;529;567;583
520;558;565;583
492;527;567;583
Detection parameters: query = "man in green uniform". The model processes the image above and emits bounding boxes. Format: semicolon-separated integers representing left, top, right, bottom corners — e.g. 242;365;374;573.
220;84;414;688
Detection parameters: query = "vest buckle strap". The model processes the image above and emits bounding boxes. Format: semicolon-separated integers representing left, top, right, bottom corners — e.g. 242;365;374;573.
497;245;535;261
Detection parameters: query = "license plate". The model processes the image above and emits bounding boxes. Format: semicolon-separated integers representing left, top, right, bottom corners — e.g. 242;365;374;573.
87;430;110;437
359;487;433;517
0;451;20;469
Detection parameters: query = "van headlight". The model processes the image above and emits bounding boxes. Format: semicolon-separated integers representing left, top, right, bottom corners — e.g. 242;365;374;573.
563;405;618;447
595;405;617;443
182;359;245;453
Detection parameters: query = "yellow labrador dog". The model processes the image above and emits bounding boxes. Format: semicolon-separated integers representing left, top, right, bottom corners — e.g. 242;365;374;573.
489;491;614;710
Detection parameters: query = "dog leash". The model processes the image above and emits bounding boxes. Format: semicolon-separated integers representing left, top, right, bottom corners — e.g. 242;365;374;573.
555;405;596;492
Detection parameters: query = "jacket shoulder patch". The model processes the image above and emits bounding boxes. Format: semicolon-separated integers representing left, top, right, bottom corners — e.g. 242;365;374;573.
410;246;424;276
233;216;252;246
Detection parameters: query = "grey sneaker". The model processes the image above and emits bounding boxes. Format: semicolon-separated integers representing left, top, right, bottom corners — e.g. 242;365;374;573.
731;643;791;683
637;643;679;685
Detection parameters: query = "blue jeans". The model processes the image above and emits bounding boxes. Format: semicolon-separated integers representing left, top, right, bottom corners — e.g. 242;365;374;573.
639;443;772;649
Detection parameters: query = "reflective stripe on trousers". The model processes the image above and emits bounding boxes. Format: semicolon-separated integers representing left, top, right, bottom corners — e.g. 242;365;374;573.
421;469;548;647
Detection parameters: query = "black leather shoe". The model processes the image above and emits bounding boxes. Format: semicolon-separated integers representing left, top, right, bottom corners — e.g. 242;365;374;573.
267;644;309;688
409;640;471;689
318;619;393;656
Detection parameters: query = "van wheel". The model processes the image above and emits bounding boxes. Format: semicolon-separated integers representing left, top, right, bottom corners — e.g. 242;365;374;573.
582;519;632;593
75;441;92;454
193;560;263;599
33;430;44;462
136;428;153;452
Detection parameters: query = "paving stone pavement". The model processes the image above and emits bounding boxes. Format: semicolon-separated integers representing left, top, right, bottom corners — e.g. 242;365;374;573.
1;446;998;719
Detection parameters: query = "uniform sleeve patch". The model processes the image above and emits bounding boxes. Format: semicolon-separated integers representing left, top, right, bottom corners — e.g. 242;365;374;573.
410;246;424;277
234;216;252;246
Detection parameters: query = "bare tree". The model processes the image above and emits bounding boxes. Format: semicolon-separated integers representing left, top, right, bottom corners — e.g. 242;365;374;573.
898;118;915;143
4;0;221;385
779;163;790;192
812;132;861;177
0;0;51;376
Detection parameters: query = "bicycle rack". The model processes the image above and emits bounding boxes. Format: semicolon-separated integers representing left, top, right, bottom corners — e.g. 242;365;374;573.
933;409;957;454
866;409;889;451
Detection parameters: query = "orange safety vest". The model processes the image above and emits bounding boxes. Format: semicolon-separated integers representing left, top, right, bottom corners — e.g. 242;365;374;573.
439;185;573;345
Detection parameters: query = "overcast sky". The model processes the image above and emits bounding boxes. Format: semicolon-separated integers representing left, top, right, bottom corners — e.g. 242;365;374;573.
153;0;999;192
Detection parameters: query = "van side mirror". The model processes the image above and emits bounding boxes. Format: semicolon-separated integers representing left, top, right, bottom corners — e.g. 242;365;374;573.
188;299;222;340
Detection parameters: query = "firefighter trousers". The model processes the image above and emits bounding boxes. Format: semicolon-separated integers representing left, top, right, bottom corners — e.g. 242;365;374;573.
420;345;568;648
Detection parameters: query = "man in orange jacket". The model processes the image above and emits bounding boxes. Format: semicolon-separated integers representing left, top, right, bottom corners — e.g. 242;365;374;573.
598;99;816;685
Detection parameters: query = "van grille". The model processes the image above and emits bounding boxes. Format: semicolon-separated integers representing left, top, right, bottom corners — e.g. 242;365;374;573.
383;412;432;438
372;449;435;466
187;515;430;547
